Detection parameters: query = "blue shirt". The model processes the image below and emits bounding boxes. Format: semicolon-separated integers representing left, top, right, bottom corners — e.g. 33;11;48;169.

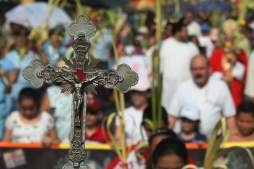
43;41;67;65
0;58;14;138
92;28;112;62
3;50;38;100
0;81;6;139
179;133;207;143
0;58;15;72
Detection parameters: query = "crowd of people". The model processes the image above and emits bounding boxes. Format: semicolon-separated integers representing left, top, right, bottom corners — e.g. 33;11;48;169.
0;1;254;168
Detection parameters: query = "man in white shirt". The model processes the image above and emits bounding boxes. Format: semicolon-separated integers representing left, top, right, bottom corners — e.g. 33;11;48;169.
185;11;201;37
245;51;254;101
160;19;199;113
169;55;236;136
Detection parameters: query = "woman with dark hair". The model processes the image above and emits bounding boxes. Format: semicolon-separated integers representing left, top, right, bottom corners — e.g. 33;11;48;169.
3;88;59;146
148;128;177;152
144;128;178;169
43;26;67;65
152;138;188;169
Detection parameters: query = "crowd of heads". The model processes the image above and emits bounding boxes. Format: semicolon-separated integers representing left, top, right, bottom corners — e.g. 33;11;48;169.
0;1;254;168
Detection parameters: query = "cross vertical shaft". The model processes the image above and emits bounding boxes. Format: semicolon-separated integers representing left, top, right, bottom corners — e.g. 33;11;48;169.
68;84;87;168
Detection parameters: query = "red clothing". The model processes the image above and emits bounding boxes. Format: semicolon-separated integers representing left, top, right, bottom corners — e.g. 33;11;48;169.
209;47;224;72
107;147;196;169
187;156;196;165
85;126;110;143
209;48;248;107
106;157;124;169
106;144;143;169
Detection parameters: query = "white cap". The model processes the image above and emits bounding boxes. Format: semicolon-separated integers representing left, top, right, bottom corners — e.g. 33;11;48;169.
138;26;148;34
125;45;135;55
180;105;200;121
131;77;150;92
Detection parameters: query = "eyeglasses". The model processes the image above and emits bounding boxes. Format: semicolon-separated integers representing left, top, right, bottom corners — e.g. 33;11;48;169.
20;105;35;111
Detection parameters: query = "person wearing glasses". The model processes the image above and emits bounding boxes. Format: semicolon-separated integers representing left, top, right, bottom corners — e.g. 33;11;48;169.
3;88;59;146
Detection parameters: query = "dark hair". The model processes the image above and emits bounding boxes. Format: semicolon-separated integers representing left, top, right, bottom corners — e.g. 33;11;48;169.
237;101;254;117
181;117;200;133
49;25;65;37
149;128;177;145
152;138;188;167
172;18;186;35
10;23;30;37
18;88;40;108
87;106;98;115
142;105;168;127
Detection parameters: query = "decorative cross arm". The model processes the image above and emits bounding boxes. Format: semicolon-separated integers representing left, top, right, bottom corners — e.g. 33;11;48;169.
23;59;138;93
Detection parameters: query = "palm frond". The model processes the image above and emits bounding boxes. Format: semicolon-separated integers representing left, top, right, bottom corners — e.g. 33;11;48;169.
204;118;228;169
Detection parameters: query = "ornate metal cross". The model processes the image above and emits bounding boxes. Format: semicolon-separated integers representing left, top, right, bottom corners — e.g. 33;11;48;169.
23;16;138;169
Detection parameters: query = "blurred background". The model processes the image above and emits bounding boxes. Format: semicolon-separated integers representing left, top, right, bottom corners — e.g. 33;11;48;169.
0;0;254;169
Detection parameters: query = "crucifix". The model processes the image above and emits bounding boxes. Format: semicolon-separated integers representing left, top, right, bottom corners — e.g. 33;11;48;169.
23;16;138;169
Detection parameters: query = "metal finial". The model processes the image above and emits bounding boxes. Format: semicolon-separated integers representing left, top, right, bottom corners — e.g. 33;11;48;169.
67;15;96;41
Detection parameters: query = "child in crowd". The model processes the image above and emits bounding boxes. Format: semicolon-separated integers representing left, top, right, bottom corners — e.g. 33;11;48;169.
115;78;150;146
151;138;189;169
178;106;207;143
148;129;196;169
107;78;150;169
85;95;109;143
43;26;67;65
3;88;59;146
142;105;169;138
144;128;178;169
229;101;254;142
149;128;177;152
